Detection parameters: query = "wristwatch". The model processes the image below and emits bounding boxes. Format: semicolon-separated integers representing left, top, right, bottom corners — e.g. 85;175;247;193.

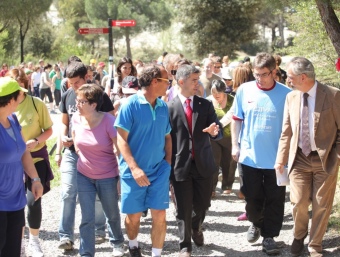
31;177;41;183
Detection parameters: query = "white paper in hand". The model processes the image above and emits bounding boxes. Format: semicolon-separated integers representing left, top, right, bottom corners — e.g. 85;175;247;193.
275;166;290;186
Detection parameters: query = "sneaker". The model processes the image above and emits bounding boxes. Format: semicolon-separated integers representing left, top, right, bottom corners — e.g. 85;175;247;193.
129;246;142;257
95;235;106;244
262;237;280;255
247;224;261;243
20;239;26;257
28;239;44;257
112;245;125;257
237;212;248;221
58;239;74;251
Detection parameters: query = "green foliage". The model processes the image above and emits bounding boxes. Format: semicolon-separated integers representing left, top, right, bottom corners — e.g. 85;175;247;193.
172;0;262;59
286;1;340;85
25;19;55;59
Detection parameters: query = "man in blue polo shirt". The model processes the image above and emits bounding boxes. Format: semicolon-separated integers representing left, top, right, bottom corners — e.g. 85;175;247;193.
115;64;172;257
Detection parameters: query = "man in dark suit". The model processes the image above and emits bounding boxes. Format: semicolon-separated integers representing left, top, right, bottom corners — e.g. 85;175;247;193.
168;64;222;257
275;57;340;257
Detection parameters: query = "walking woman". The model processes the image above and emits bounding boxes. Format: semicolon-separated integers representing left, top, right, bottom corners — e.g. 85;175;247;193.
72;84;124;256
7;68;54;256
0;77;43;257
207;79;236;197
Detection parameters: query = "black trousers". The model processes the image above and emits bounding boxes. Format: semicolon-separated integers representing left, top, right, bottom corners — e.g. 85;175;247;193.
241;164;286;238
172;161;213;251
0;208;25;257
26;160;48;229
211;136;237;191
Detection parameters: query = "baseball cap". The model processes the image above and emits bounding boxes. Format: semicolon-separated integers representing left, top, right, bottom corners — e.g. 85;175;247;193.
98;62;105;67
122;76;139;94
221;68;232;80
0;77;28;97
90;59;96;64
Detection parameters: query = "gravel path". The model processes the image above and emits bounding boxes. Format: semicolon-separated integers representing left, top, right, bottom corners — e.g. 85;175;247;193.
23;177;340;257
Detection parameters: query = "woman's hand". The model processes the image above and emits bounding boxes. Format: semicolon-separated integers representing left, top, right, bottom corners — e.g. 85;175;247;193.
31;180;43;201
26;138;39;151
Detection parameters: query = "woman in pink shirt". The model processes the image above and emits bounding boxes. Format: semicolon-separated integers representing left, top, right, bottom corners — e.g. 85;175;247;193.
71;84;124;257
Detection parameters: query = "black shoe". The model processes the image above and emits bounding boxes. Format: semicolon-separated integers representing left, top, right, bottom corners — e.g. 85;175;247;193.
247;224;261;243
192;229;204;246
262;237;280;255
129;246;142;257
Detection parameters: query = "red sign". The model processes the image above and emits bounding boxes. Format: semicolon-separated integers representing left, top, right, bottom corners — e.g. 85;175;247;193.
78;28;109;34
111;20;136;27
336;58;340;72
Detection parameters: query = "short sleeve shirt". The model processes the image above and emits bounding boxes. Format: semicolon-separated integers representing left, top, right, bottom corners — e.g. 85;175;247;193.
233;81;291;169
115;92;171;178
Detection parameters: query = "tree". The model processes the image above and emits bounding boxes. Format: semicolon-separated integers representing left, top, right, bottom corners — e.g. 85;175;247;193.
286;1;339;84
84;0;172;59
315;0;340;56
172;0;262;58
0;0;53;62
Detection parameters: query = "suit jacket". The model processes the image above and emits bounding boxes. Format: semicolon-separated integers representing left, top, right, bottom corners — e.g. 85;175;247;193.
168;95;222;181
276;82;340;175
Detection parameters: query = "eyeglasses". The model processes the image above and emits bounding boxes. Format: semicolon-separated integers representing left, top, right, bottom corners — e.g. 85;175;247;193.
254;71;273;78
75;99;89;105
157;78;170;84
171;70;177;75
224;79;232;82
214;66;221;69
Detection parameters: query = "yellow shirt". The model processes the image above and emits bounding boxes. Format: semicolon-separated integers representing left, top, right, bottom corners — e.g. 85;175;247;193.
15;95;53;163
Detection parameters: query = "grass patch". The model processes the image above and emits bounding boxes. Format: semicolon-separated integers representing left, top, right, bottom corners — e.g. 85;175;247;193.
46;137;61;188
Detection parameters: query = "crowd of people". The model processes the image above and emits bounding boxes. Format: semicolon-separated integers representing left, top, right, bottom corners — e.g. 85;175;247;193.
0;52;339;257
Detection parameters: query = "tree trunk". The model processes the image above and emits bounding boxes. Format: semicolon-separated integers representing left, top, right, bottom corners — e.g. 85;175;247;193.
315;0;340;56
278;13;285;48
125;28;132;59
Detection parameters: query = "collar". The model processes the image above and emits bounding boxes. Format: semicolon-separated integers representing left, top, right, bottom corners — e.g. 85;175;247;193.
305;81;317;99
136;91;162;108
178;93;194;105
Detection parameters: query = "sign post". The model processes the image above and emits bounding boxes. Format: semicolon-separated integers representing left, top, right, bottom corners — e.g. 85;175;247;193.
78;19;136;91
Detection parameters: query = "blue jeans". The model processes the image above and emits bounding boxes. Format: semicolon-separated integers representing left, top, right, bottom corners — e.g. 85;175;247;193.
77;172;124;256
58;149;106;242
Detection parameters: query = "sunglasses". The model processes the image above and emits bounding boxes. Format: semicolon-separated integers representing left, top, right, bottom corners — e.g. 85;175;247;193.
171;70;177;75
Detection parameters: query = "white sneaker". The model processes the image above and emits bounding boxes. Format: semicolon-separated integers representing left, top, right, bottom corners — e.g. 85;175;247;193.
28;239;44;257
20;239;26;257
112;245;125;257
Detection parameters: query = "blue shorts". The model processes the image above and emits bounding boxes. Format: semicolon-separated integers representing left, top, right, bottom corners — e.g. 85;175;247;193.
121;159;171;214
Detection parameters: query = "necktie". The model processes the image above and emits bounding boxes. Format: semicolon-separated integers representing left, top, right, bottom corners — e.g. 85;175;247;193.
301;93;311;156
185;98;194;158
185;99;193;134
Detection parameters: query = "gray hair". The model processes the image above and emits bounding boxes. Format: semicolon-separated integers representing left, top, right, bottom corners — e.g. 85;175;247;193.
288;57;315;80
176;65;200;81
253;52;276;71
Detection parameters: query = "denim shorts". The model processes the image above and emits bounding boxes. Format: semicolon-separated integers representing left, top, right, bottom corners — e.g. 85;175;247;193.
120;159;170;214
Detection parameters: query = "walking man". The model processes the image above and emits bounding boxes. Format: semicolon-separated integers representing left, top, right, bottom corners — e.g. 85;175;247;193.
115;64;172;257
231;52;291;255
275;57;340;257
168;64;222;257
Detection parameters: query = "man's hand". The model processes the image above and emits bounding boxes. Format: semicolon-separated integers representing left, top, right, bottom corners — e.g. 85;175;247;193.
131;167;150;187
31;181;43;201
274;163;284;174
232;145;240;162
62;135;73;148
202;122;219;136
